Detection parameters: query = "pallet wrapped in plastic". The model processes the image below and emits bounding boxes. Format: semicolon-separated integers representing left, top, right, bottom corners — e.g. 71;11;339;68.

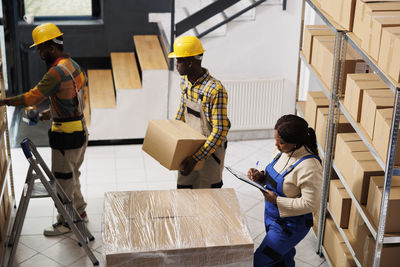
103;188;254;266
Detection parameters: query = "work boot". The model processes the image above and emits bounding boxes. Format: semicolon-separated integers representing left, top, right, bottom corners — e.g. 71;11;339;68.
43;222;71;236
80;211;89;223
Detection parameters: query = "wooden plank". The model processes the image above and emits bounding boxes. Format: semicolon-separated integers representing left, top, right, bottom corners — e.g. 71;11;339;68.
111;52;142;89
133;35;168;70
88;70;116;108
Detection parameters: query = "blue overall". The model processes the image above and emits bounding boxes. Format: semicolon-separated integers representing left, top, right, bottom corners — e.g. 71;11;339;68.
254;153;321;267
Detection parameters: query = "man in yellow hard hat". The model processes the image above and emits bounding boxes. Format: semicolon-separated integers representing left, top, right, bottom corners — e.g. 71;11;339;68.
0;23;89;236
169;36;230;189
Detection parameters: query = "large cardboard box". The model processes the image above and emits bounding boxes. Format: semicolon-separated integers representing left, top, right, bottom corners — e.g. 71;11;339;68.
348;202;363;240
302;25;333;63
378;26;400;82
312;36;364;93
361;12;400;60
311;35;336;79
335;133;367;168
103;189;254;266
360;89;394;139
329;179;352;228
304;92;329;130
353;0;400;40
354;223;400;267
315;108;353;149
373;108;400;165
344;73;388;122
366;176;400;233
335;149;384;204
142;120;207;170
321;0;357;31
323;218;356;267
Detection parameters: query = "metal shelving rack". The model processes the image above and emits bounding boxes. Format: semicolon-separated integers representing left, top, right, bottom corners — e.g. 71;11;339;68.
295;0;400;266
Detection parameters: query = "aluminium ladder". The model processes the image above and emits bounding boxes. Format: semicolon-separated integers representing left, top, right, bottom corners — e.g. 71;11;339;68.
6;138;99;266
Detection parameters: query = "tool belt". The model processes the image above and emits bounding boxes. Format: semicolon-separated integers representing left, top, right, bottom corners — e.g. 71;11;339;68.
48;115;86;150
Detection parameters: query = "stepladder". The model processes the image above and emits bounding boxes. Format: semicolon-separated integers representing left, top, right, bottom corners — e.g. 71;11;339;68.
6;138;99;266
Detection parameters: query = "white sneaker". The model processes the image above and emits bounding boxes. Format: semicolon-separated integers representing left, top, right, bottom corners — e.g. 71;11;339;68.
43;222;71;236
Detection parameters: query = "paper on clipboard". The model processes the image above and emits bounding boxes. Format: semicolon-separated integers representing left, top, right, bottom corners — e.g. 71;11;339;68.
225;166;268;192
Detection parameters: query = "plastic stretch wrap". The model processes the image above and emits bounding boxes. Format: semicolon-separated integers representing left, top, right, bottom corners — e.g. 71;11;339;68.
103;189;254;266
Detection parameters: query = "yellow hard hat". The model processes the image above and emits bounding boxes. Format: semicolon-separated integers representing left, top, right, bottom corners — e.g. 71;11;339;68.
168;36;205;58
30;23;63;48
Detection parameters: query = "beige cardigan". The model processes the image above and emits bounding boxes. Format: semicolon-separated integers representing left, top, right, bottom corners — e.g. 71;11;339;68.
269;146;323;218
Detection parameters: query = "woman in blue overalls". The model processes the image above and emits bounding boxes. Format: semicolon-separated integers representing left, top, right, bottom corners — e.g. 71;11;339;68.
248;115;323;267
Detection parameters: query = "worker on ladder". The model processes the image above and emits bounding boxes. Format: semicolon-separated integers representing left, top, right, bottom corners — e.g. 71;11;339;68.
0;23;89;236
168;36;230;189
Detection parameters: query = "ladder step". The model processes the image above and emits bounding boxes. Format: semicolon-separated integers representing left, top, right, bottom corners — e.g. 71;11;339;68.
111;52;142;90
133;35;168;70
31;180;57;198
88;69;116;108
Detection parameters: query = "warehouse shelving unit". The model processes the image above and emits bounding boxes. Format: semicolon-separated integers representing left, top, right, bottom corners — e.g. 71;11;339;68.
295;0;400;266
0;55;16;264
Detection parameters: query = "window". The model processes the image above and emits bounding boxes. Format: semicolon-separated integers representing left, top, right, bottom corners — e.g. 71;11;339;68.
24;0;93;17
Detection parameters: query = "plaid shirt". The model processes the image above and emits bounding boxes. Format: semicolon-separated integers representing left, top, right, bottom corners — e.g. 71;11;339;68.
6;57;86;119
175;69;229;161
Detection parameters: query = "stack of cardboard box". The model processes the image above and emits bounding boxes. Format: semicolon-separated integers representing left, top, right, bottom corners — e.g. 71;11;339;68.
344;73;389;122
334;133;384;204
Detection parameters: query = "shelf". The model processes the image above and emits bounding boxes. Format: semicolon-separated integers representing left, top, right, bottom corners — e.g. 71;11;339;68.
305;0;346;33
346;33;400;92
299;50;331;97
326;206;362;267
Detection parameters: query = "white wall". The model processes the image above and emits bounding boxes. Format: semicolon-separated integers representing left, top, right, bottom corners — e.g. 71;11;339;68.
168;1;303;121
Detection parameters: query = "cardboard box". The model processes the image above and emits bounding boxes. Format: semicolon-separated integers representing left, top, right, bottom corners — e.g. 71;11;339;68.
315;108;354;149
378;26;400;82
344;73;388;122
302;25;333;63
329;179;352;228
338;0;357;31
335;132;367;168
336;150;384;204
361;12;400;60
354;223;400;267
360;90;394;139
304;92;330;130
312;36;364;93
366;176;400;233
373;108;400;165
353;0;400;40
323;218;353;267
142;120;207;170
311;35;336;78
103;189;254;266
348;202;363;240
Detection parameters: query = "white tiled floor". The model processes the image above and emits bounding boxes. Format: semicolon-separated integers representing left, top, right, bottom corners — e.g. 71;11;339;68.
7;139;329;266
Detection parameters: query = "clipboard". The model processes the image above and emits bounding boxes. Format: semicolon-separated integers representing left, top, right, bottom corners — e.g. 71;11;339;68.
225;166;268;192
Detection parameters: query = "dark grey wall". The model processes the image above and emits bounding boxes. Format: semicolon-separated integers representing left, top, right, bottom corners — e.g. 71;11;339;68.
15;0;172;89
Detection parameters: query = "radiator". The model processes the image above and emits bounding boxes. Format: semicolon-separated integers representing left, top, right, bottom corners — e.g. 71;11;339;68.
223;79;284;131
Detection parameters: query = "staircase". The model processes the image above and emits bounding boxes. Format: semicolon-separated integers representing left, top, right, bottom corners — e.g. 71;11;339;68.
86;0;285;141
86;35;168;140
